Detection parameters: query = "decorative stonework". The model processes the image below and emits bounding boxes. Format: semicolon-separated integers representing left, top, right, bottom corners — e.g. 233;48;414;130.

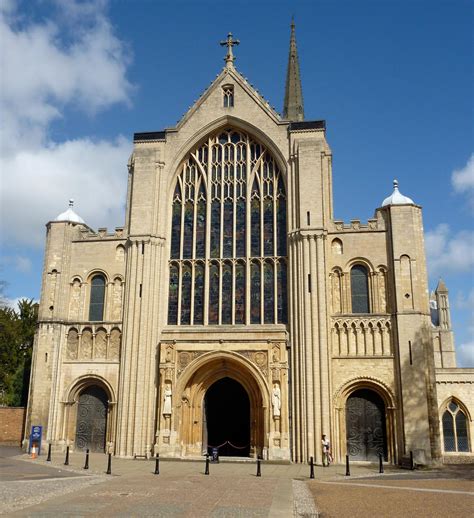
331;317;392;357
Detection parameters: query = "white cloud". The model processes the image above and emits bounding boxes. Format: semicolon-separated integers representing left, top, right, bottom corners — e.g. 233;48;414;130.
452;154;474;208
0;1;133;247
457;341;474;368
1;136;131;246
425;224;474;276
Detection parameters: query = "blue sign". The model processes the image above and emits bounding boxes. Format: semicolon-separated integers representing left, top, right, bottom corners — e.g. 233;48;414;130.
29;425;43;455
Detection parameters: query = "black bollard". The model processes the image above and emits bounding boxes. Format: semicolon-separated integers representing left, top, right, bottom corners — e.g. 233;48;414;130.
46;443;52;462
309;456;315;479
84;449;89;470
154;454;160;475
345;454;350;476
106;453;112;475
205;454;210;475
256;457;261;477
410;451;415;470
64;446;70;466
379;453;384;474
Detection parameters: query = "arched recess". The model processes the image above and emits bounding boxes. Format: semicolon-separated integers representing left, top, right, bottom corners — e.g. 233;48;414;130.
61;375;117;453
172;351;269;458
333;378;397;464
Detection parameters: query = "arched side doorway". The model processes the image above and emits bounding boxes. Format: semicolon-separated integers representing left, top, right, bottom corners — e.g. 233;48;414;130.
346;389;387;461
75;385;108;452
204;377;250;456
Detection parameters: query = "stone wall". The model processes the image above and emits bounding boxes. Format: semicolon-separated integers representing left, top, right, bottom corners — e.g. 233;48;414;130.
0;407;26;444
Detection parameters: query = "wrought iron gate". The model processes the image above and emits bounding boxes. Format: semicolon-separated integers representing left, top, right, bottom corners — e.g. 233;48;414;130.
346;389;387;461
75;386;108;452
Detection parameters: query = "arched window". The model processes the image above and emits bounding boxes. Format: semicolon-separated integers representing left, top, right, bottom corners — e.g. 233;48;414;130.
442;400;470;452
351;265;370;313
167;128;287;325
89;274;106;321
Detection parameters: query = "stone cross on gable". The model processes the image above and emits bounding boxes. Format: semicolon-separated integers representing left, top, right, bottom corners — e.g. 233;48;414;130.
220;32;240;66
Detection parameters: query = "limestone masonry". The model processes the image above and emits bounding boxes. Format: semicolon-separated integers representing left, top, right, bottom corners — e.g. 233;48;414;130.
25;25;473;465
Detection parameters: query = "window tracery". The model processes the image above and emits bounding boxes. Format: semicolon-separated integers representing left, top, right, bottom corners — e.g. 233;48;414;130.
168;129;287;325
442;400;469;452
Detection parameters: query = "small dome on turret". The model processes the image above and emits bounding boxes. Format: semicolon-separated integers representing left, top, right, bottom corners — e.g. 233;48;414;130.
55;199;85;224
381;180;415;207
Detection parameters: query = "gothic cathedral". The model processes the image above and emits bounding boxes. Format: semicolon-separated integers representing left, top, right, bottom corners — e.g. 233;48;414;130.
26;24;473;465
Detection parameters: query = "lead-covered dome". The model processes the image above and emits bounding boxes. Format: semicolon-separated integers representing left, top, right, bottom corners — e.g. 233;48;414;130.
55;199;85;224
382;180;414;207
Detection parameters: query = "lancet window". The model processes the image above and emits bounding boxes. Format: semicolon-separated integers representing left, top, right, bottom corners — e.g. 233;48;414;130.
168;128;287;325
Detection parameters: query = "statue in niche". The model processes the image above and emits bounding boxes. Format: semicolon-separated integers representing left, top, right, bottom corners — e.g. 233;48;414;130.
81;330;92;360
109;329;121;360
162;384;172;415
95;330;107;359
272;383;281;418
272;344;280;363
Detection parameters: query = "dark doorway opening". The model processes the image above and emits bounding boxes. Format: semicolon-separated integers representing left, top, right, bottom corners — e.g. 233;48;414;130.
204;377;250;457
346;388;387;461
75;385;108;452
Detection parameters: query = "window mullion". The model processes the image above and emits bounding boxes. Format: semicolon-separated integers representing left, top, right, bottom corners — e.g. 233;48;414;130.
177;262;183;326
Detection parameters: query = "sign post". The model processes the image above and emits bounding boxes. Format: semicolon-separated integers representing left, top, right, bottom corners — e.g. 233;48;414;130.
29;425;43;456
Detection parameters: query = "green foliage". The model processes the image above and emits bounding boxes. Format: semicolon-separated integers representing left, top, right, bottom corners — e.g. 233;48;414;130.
0;299;37;406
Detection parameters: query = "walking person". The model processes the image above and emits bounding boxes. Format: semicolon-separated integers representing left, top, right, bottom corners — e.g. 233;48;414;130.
322;434;331;467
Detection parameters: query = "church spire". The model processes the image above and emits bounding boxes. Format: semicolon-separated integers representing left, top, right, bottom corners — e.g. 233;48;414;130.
283;18;304;121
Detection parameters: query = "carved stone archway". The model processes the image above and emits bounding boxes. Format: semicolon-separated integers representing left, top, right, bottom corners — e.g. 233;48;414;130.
157;351;269;458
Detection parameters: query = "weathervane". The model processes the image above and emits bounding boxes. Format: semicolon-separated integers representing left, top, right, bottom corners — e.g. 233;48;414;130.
220;32;240;66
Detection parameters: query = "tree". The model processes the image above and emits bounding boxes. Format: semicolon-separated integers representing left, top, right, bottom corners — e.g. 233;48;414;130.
0;299;38;406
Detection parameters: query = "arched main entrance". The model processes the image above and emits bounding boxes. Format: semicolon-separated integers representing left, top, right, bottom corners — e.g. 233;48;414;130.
75;385;108;452
346;389;387;461
204;377;250;456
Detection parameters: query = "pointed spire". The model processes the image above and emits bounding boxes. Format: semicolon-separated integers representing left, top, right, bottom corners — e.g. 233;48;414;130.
436;278;448;293
283;18;304;121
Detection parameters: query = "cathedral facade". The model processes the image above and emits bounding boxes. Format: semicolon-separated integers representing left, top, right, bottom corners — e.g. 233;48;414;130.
25;26;473;465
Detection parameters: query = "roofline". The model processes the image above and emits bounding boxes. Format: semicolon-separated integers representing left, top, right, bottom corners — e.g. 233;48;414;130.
134;131;166;142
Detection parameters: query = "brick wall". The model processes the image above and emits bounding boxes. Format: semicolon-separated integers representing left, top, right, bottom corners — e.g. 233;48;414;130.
0;407;26;444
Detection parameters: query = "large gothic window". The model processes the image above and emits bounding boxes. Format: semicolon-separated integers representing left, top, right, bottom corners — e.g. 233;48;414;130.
168;128;287;325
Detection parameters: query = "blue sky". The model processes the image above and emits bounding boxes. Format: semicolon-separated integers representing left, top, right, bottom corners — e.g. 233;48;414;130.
1;0;473;365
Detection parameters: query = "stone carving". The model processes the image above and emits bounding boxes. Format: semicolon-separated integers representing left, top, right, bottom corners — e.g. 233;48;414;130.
162;384;172;415
272;344;280;363
81;329;93;360
69;279;82;320
254;352;267;367
95;329;107;359
332;318;392;357
165;344;174;363
272;384;281;417
109;328;121;360
66;328;78;360
112;278;123;320
272;368;280;381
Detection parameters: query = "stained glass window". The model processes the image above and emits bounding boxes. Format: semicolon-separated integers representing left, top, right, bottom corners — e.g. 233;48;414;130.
167;129;287;326
235;261;246;324
209;262;219;324
264;261;274;323
171;184;181;259
222;262;232;324
181;263;192;325
251;261;261;324
194;262;204;324
89;274;105;321
168;263;179;325
351;265;370;313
